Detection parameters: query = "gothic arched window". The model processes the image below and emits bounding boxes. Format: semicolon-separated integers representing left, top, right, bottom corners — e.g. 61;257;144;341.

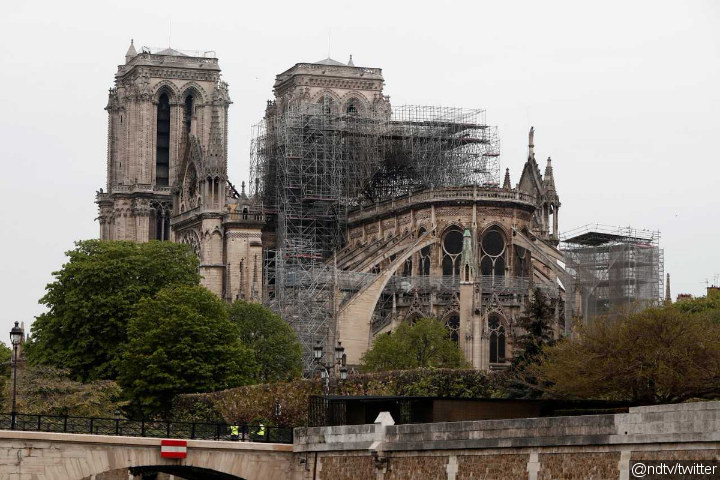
445;314;460;343
155;212;170;241
184;94;194;136
480;227;506;280
156;93;171;186
402;257;412;277
442;228;463;277
488;314;506;363
318;94;334;114
417;227;431;276
346;97;359;115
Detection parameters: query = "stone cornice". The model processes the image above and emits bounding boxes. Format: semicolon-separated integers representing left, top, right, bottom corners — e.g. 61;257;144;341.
347;187;537;227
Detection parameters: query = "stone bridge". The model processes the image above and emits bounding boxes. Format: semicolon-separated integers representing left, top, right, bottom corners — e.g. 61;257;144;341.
0;430;296;480
2;401;719;479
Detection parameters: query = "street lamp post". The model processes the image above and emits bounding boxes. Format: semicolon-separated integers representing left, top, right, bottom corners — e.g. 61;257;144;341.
313;340;347;395
9;321;23;430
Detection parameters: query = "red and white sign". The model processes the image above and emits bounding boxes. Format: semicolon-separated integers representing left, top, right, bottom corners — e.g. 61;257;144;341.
160;439;188;459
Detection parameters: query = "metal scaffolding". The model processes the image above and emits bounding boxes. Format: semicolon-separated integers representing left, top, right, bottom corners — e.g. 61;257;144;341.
251;104;500;370
560;225;664;324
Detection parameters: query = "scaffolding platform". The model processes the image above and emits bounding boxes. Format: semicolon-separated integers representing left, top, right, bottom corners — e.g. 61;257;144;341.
560;224;664;323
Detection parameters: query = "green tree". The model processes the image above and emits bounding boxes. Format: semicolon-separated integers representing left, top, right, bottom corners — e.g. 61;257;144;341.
227;300;303;383
26;240;200;381
118;285;253;418
508;288;560;398
0;343;11;406
360;318;468;372
673;289;720;323
2;365;124;417
533;307;720;403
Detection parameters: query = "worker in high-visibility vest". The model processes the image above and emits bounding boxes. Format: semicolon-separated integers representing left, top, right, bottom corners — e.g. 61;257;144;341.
256;423;266;439
230;424;239;441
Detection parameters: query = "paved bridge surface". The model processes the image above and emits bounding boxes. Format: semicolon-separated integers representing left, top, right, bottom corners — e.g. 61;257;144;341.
0;430;295;480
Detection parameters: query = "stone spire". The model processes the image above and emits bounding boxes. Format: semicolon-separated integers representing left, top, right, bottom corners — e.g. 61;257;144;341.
347;54;355;66
543;157;556;195
204;105;226;179
205;82;231;179
125;39;137;64
503;168;512;190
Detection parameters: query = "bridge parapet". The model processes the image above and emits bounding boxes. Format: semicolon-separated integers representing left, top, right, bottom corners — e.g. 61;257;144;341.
294;401;720;480
0;430;296;480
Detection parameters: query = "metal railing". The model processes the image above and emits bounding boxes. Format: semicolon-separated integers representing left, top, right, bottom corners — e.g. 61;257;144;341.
0;413;293;444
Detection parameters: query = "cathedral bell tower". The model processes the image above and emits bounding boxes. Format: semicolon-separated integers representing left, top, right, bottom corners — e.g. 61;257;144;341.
96;41;230;243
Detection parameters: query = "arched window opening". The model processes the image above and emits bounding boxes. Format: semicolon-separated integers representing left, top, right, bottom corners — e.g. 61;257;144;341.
480;227;506;282
419;245;431;276
446;314;460;343
184;94;194;136
318;94;334;114
442;229;463;277
488;314;506;363
442;255;454;276
242;206;249;220
346;98;359;115
480;256;493;276
163;216;170;241
494;257;505;277
155;213;163;241
213;177;220;205
154;211;170;241
402;257;412;277
156;93;170;186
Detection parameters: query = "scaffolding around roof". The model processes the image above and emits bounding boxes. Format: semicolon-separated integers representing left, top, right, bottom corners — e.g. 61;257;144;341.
251;103;500;370
560;224;664;323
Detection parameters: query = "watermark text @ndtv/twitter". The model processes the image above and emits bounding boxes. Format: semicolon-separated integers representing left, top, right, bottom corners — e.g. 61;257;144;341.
630;461;720;479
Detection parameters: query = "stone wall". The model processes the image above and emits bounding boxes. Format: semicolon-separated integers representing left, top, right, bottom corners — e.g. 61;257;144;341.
294;401;720;480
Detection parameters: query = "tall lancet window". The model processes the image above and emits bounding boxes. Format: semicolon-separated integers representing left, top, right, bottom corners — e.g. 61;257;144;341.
156;93;171;186
184;95;194;137
488;314;506;363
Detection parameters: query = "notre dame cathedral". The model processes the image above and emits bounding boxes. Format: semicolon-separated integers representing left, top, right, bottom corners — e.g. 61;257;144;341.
97;41;565;370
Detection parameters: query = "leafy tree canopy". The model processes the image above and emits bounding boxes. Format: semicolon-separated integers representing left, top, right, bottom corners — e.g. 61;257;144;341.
118;285;253;418
360;318;468;372
0;343;11;406
533;306;720;404
228;300;303;383
25;240;200;381
3;365;124;417
673;289;720;323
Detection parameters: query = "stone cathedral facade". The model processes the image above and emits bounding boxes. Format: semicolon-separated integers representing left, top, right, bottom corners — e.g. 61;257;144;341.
96;42;263;302
97;42;566;370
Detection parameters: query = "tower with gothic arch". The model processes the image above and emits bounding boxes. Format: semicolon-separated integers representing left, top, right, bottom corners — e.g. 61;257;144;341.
96;41;263;301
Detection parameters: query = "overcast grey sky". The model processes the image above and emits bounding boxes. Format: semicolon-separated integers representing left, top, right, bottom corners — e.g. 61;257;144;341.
1;0;718;344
